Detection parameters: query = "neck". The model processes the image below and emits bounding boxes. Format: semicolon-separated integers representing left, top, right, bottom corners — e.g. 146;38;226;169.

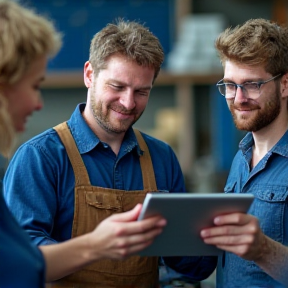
82;107;125;156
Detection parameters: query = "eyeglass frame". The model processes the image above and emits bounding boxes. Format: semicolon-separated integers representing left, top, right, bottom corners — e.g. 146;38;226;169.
216;73;282;99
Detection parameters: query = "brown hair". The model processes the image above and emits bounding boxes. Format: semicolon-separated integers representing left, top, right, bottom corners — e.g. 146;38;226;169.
89;19;164;82
0;0;62;156
215;18;288;76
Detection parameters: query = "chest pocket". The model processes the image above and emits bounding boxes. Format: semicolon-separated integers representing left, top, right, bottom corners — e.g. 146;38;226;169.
250;184;288;243
225;182;288;244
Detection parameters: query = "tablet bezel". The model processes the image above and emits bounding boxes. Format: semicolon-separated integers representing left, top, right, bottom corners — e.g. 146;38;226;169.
137;192;254;256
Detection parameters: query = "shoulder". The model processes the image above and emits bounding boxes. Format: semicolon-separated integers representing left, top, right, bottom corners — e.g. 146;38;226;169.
11;127;66;166
17;127;63;153
137;130;179;165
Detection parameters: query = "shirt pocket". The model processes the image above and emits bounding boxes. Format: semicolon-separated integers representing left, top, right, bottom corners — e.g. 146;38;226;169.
249;184;288;243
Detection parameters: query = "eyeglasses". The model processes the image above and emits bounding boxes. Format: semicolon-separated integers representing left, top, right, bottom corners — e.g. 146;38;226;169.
216;74;282;99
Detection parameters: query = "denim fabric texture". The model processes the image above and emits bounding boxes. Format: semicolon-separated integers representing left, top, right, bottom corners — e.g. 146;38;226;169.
0;182;45;288
4;103;217;282
217;131;288;288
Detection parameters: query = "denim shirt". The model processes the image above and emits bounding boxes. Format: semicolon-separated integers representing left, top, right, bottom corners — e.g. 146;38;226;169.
217;131;288;288
0;182;45;288
4;103;217;282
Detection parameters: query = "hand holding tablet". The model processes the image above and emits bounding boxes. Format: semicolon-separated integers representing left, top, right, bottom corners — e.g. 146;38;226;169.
137;193;254;256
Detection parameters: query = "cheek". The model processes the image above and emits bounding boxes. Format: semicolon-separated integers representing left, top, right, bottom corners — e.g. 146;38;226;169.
137;97;149;110
3;90;19;116
226;99;233;110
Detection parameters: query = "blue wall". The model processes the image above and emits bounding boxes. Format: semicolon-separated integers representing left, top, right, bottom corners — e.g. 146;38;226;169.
210;86;245;172
26;0;175;70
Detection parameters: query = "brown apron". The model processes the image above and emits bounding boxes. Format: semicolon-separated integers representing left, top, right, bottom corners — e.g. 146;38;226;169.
50;122;159;288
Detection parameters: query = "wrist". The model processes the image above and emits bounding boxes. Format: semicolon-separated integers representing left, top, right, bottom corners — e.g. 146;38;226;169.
254;234;269;263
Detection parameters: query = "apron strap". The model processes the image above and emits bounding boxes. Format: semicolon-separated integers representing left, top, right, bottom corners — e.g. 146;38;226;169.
54;122;91;186
133;129;157;191
54;123;157;190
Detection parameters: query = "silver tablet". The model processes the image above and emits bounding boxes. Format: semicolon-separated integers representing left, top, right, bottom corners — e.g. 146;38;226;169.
137;193;254;256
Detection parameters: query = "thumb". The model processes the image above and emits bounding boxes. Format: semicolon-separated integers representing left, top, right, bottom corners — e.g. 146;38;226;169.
112;203;142;223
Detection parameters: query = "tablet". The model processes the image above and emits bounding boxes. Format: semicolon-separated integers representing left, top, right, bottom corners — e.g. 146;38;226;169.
137;193;254;256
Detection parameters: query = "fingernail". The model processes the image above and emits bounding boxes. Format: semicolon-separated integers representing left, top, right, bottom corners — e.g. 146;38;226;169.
200;230;207;237
157;219;167;226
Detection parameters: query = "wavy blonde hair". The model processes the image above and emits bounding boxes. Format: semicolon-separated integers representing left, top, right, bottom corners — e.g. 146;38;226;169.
0;0;62;156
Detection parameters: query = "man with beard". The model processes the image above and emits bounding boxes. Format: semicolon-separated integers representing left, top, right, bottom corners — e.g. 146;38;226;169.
200;18;288;287
3;19;217;287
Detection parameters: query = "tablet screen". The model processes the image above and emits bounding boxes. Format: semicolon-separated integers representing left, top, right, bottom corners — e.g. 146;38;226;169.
137;193;254;256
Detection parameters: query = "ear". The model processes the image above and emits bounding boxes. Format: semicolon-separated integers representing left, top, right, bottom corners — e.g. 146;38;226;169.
84;61;93;88
280;72;288;98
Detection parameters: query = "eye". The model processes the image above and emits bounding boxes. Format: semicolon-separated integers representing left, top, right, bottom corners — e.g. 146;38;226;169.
243;82;259;91
110;84;124;91
225;83;235;92
137;90;149;96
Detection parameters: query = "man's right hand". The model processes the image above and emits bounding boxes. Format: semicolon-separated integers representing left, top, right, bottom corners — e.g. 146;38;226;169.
87;203;166;260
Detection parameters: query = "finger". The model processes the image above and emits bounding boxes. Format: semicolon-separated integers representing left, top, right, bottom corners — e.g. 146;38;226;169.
214;244;252;259
116;226;164;248
202;234;255;246
108;227;164;259
111;204;143;222
114;228;164;258
213;212;252;226
125;240;154;255
201;222;258;238
114;216;166;236
110;240;154;260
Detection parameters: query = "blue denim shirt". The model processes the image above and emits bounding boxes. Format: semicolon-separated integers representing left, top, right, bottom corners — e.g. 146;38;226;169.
0;182;45;288
217;130;288;288
4;103;217;282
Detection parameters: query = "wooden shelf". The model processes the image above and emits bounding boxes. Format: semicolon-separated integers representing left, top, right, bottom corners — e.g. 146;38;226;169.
155;71;223;85
42;68;223;176
43;70;223;88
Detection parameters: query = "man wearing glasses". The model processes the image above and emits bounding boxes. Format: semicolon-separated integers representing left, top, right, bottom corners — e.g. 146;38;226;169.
200;18;288;287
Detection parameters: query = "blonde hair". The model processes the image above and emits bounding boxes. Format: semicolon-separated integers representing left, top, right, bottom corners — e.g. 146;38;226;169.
0;0;62;156
89;19;164;83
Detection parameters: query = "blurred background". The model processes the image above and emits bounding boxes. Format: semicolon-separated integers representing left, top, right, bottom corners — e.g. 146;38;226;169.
3;1;288;287
7;0;285;193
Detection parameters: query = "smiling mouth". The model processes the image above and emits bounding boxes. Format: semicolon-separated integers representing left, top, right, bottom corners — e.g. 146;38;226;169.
111;108;135;116
236;108;253;111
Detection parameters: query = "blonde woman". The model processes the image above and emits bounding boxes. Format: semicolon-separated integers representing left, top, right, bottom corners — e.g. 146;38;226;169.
0;1;166;287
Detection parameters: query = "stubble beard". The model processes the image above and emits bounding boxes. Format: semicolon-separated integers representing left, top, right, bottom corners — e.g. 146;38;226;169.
90;96;141;134
229;88;281;132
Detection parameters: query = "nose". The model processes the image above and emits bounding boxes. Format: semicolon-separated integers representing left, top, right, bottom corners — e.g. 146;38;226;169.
119;90;136;110
234;86;248;104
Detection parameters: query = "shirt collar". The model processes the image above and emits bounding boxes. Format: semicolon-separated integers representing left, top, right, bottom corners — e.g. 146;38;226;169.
67;103;142;156
239;129;288;158
122;127;143;157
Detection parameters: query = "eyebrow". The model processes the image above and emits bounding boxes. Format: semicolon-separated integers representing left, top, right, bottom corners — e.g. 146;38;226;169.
222;77;262;83
108;79;152;90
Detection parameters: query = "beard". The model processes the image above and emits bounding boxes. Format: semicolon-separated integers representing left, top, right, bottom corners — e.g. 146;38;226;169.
228;87;281;132
90;95;142;134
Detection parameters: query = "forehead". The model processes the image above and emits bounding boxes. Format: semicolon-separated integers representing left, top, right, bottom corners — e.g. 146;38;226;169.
224;60;269;81
99;54;155;86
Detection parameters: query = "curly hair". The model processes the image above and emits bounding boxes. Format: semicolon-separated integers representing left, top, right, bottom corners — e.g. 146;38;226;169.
89;19;164;83
0;0;62;156
215;18;288;76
